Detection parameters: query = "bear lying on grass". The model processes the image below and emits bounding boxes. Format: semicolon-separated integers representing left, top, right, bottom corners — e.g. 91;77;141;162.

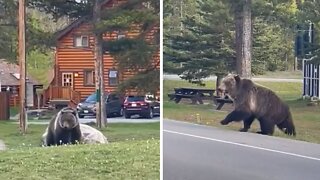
44;107;82;146
218;74;296;136
42;107;108;146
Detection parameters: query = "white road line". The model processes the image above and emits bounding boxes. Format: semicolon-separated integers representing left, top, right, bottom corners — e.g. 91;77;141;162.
164;129;320;162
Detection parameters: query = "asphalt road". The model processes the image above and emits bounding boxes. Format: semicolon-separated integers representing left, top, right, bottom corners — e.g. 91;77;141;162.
10;116;160;125
78;115;160;124
163;119;320;180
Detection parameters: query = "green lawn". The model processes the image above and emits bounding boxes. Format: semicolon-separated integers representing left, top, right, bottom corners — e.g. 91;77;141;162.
0;122;160;149
254;70;302;79
164;79;320;144
0;122;160;179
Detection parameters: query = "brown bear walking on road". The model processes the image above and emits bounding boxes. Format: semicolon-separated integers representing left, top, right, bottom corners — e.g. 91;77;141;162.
218;74;296;136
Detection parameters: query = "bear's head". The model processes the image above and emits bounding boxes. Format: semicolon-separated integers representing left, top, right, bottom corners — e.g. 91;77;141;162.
58;107;79;130
217;74;241;100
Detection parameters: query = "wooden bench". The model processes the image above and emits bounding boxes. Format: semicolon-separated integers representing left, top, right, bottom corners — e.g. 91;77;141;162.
168;87;216;104
168;93;199;104
167;93;176;100
214;97;233;110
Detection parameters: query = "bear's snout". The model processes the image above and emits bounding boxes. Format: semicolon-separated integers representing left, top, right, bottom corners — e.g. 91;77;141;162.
61;122;71;129
217;88;228;94
217;88;223;93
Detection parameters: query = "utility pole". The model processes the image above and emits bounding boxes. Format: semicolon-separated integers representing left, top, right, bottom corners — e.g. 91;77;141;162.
93;0;106;128
18;0;27;134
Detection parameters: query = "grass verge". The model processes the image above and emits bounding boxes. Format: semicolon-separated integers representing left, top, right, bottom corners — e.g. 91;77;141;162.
164;80;320;144
0;122;160;149
0;122;160;179
0;140;159;180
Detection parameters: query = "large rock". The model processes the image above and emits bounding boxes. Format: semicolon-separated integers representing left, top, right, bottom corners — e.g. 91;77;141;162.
41;124;108;146
80;124;108;144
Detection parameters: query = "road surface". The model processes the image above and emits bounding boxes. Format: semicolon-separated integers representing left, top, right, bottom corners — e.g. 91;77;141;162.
10;116;160;125
163;119;320;180
78;115;160;124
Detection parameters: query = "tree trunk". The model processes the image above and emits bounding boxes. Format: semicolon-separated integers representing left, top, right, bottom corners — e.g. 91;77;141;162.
18;0;27;134
99;40;106;127
93;0;102;128
235;0;252;78
215;74;223;97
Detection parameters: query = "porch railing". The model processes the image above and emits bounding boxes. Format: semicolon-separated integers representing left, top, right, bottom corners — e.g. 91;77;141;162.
43;86;81;106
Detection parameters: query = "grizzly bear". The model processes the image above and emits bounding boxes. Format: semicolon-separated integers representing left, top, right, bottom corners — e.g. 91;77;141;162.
218;74;296;136
44;107;82;146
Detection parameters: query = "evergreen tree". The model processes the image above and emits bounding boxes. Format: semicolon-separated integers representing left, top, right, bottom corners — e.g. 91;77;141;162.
100;0;160;95
165;0;235;86
164;0;301;81
297;0;320;64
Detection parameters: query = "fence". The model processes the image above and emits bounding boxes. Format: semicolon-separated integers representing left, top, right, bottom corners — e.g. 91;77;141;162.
302;58;320;99
0;92;10;120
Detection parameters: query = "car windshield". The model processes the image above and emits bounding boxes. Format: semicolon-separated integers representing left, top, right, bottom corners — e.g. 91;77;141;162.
85;93;97;102
127;96;145;102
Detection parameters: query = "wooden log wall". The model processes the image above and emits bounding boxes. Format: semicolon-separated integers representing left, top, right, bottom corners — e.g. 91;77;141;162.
53;0;160;100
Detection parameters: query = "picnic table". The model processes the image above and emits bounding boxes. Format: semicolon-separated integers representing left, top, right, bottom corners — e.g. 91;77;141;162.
168;87;233;110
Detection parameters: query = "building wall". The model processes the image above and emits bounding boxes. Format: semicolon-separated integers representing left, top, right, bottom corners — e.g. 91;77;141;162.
54;0;160;100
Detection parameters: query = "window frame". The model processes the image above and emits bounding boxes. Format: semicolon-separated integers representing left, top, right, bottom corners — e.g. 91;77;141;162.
117;31;126;40
83;69;95;87
74;35;89;48
108;69;118;86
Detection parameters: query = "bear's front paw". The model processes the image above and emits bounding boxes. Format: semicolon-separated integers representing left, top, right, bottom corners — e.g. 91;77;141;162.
220;120;228;125
239;128;248;132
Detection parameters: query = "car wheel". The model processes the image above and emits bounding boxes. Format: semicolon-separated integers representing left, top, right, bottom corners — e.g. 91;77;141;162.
124;111;131;119
146;108;153;119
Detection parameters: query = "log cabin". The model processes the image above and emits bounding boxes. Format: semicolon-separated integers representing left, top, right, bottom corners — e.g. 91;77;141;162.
0;59;43;108
42;0;160;109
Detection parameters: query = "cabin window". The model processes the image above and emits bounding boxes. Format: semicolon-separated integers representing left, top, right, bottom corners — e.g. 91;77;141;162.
109;70;118;86
117;34;126;39
84;70;95;86
74;35;89;47
117;31;126;39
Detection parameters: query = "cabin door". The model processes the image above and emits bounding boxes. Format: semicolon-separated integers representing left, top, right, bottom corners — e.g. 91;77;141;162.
61;73;73;99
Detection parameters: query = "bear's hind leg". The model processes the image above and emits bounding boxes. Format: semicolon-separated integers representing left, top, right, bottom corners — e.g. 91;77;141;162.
257;118;275;135
239;115;255;132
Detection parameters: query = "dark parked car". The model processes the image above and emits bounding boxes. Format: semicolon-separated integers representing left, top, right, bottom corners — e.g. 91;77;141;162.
123;94;160;119
77;92;124;118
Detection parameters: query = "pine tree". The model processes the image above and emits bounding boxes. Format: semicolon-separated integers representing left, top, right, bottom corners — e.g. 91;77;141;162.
165;0;235;86
100;0;160;95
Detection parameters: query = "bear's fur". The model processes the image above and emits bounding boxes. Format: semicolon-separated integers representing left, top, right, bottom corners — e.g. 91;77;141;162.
45;107;82;146
218;74;296;136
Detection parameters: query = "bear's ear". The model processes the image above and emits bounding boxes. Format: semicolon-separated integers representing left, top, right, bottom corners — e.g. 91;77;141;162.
234;75;241;83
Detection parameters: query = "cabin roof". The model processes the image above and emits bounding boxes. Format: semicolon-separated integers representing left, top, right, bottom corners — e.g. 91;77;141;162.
55;0;112;40
0;59;41;86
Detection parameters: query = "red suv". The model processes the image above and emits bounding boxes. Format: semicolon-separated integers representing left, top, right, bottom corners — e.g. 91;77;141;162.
123;95;160;119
